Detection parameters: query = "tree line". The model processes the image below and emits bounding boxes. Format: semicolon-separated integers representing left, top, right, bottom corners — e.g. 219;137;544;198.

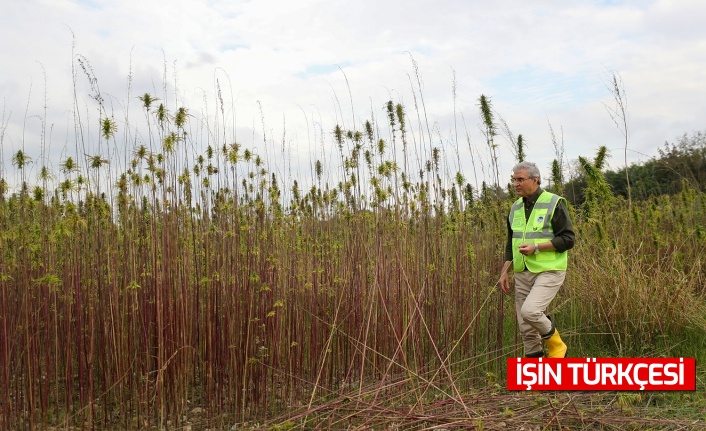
563;131;706;206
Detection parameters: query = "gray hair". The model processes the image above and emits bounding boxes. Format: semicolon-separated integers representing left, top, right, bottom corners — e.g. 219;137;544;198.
512;162;541;185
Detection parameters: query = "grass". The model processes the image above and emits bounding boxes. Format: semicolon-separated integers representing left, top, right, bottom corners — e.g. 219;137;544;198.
256;389;705;431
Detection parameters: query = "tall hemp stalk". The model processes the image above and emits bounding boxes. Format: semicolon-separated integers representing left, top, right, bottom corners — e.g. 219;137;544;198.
478;94;505;370
604;70;631;211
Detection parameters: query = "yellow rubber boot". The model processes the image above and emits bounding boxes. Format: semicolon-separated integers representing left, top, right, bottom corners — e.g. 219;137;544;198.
545;329;567;358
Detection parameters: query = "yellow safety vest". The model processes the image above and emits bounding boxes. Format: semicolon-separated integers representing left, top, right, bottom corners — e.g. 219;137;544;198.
509;191;568;273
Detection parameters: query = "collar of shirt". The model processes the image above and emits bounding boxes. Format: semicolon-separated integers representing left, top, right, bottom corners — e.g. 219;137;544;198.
523;187;544;208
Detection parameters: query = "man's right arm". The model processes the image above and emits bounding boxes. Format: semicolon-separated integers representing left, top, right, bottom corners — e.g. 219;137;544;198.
498;260;513;295
504;219;514;262
499;219;514;295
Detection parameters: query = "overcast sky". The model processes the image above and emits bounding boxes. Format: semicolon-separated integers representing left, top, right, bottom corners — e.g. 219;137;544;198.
1;0;705;192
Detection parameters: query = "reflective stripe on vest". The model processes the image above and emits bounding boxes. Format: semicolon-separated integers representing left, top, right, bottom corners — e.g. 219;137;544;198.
509;191;568;273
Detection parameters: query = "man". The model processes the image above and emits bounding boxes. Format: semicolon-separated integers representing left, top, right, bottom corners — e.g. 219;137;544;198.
497;162;575;358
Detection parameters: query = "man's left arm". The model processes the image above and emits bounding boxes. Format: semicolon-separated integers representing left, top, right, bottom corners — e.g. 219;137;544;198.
549;200;575;252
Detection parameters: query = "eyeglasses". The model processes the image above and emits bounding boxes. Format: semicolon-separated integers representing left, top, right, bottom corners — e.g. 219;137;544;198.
510;177;531;184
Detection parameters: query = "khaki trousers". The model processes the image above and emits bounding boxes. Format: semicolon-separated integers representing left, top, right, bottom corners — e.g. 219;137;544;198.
514;270;566;355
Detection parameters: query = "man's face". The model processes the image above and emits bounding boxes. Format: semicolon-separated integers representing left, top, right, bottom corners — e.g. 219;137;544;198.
512;169;539;198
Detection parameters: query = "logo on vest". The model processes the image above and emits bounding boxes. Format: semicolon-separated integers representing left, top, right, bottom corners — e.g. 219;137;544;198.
534;216;544;230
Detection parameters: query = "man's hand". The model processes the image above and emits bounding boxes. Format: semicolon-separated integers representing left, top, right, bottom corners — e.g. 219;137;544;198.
498;271;512;295
518;243;535;256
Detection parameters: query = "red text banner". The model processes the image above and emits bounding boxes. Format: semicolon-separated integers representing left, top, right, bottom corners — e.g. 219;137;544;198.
507;357;696;391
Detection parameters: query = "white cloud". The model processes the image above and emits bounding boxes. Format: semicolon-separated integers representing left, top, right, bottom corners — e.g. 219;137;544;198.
1;0;704;191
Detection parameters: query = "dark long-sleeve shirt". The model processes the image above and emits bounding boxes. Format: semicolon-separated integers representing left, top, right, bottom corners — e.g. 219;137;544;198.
503;188;575;262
